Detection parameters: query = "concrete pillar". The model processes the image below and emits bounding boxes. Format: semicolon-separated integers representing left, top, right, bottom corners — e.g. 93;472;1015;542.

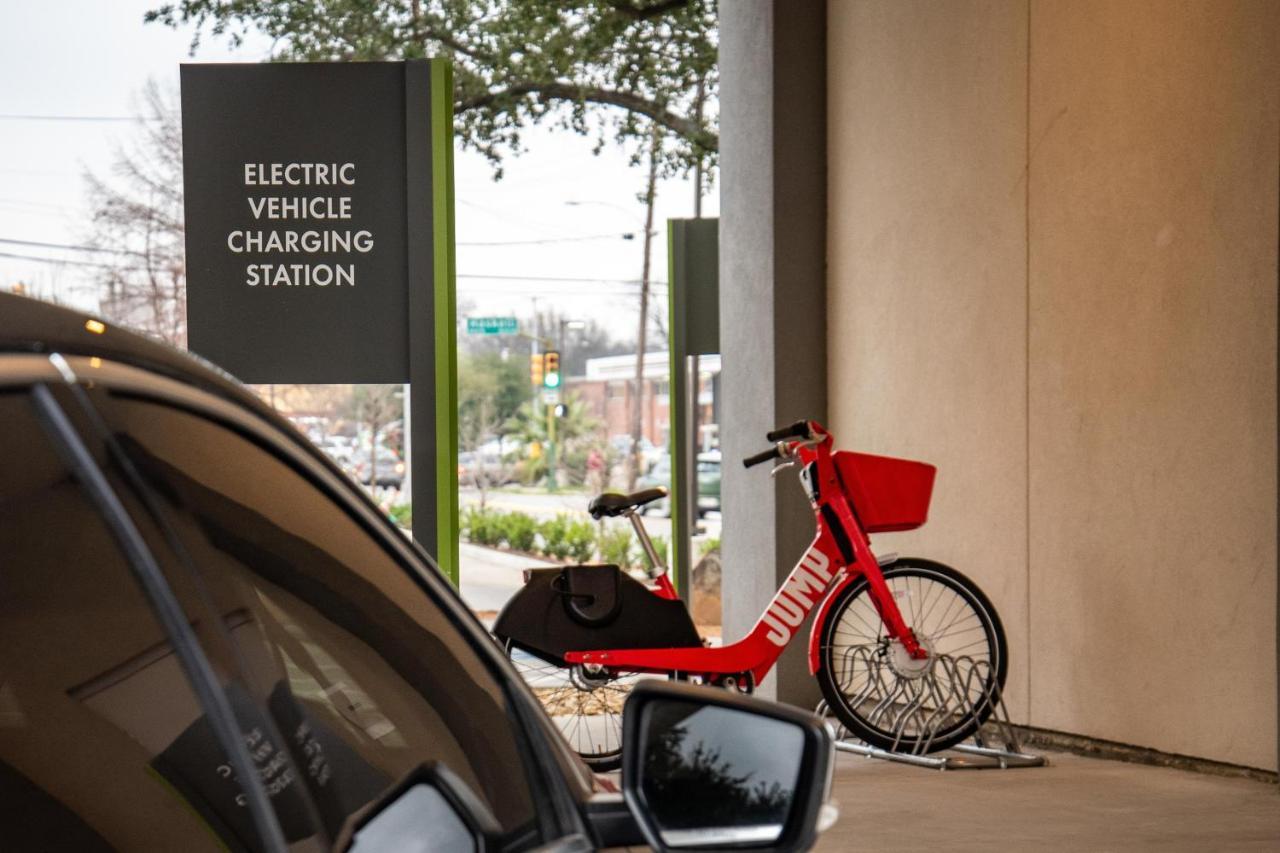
718;1;826;705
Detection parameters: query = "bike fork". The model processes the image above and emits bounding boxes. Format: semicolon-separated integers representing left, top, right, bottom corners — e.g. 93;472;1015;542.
851;537;928;660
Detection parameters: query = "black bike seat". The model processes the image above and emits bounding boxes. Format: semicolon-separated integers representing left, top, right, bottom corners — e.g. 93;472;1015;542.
587;487;668;519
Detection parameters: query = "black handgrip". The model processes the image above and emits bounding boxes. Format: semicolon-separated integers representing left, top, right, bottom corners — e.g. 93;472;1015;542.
766;420;810;443
743;446;781;469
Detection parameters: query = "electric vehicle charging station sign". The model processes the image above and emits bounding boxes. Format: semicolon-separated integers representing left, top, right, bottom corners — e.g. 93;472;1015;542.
180;60;460;580
181;61;439;385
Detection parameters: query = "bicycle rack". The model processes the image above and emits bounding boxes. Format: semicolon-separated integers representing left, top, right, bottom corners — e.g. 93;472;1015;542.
816;649;1046;770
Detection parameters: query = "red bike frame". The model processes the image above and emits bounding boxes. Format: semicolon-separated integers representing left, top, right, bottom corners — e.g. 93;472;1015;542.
564;422;927;686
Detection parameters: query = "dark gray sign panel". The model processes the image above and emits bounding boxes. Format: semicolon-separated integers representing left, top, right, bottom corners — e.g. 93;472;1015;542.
181;62;414;384
180;61;459;583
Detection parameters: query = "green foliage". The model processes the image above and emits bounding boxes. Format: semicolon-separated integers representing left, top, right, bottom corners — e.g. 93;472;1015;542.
597;526;635;570
697;536;720;559
458;351;529;448
146;0;719;179
517;454;548;487
565;519;597;564
539;515;574;561
388;503;412;528
461;507;502;546
498;511;539;553
462;508;597;563
648;534;668;569
506;392;603;487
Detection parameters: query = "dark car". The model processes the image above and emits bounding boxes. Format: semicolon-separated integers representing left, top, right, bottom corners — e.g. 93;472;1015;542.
0;293;834;852
637;450;722;517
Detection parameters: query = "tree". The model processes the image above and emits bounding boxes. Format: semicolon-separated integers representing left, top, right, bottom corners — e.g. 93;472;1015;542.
458;351;527;505
505;392;602;487
346;384;404;488
145;0;719;179
84;82;187;346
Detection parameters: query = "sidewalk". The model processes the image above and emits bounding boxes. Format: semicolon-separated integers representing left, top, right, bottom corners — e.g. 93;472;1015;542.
458;541;551;614
816;749;1279;851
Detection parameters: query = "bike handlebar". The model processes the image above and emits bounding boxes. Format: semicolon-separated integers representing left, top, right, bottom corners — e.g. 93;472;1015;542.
743;446;782;469
766;420;811;443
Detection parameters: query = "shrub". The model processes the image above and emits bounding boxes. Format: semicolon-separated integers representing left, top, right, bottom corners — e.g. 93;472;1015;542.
500;511;539;553
461;507;501;546
388;503;412;529
698;536;721;559
648;534;669;570
598;526;635;570
565;519;596;563
518;456;547;486
539;515;573;561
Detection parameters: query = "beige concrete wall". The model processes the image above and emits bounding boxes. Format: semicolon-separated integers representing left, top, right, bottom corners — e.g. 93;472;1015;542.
1028;0;1278;771
827;0;1031;720
828;0;1278;769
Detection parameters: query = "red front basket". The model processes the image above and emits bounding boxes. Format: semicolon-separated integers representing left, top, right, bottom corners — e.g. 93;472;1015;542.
833;451;937;533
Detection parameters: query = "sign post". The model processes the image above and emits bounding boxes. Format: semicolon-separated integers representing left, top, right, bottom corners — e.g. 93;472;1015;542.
180;59;459;583
667;217;719;598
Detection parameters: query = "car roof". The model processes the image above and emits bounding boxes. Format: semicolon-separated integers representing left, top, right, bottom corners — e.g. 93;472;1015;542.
0;292;287;431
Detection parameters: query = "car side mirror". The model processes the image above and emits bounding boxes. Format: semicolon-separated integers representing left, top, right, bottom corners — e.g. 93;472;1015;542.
336;761;501;853
622;681;835;852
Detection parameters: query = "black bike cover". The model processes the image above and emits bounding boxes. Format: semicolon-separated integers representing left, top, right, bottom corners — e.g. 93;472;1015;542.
493;565;702;666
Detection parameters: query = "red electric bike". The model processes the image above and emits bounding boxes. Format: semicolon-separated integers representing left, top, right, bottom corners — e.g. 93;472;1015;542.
494;420;1007;770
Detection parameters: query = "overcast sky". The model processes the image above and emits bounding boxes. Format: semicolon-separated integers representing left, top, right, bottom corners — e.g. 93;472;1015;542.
0;0;717;341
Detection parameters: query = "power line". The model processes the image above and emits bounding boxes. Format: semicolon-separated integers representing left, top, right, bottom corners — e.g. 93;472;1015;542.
458;272;667;285
457;232;635;246
0;114;158;123
0;250;121;269
0;237;145;257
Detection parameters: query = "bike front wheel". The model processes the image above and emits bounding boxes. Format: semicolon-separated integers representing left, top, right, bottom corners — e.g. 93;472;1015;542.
504;640;678;771
816;558;1008;753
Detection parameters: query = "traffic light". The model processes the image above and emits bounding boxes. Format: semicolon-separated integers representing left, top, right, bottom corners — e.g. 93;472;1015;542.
542;351;561;388
530;352;543;386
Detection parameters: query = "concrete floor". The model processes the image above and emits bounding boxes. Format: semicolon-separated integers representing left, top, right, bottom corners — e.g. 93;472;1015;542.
815;749;1279;852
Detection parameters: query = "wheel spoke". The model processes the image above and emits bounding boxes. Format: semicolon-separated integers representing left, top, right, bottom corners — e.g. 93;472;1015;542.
819;565;1005;754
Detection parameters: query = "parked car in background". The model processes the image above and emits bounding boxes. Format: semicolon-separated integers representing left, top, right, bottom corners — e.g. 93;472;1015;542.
0;294;835;852
458;443;518;488
637;450;722;517
317;434;356;467
351;446;406;488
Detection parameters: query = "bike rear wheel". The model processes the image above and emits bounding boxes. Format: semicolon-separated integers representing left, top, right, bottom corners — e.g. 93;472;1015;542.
816;558;1008;753
504;640;678;771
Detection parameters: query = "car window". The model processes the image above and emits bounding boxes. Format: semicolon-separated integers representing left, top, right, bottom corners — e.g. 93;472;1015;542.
88;390;541;848
0;390;253;851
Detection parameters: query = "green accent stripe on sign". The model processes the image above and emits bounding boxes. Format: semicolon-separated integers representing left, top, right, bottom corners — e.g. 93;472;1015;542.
666;219;681;593
431;58;459;585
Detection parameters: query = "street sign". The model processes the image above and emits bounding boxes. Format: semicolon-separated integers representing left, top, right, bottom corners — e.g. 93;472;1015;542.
466;316;518;335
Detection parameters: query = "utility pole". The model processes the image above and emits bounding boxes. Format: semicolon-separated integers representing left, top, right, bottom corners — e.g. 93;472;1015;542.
627;125;662;491
693;75;706;218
